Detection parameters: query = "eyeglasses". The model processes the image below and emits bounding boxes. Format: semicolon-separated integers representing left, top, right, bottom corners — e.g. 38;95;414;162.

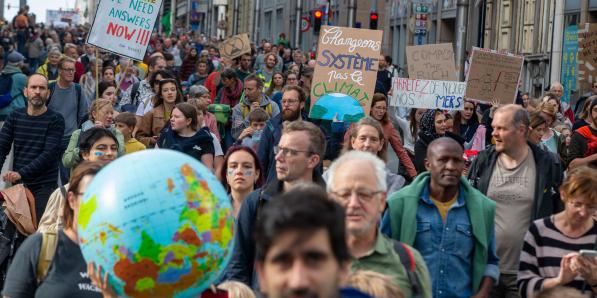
281;99;299;105
330;188;383;204
274;145;311;157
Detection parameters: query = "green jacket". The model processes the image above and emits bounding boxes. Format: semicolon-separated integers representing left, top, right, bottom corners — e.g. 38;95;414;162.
0;64;27;120
386;173;496;294
62;124;126;169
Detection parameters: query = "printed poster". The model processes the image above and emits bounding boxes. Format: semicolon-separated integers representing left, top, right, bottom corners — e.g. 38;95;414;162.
561;25;578;104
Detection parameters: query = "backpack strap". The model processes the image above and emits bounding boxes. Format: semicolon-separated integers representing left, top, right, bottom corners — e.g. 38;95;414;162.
37;231;58;284
131;81;141;106
392;240;422;297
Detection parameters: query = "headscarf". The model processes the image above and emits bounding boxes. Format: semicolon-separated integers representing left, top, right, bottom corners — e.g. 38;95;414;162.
419;109;444;141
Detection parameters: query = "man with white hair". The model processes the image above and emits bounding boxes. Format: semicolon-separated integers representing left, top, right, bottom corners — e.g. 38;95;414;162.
328;150;432;298
549;82;574;123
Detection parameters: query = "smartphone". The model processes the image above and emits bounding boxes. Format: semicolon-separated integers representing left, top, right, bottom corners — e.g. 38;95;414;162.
579;249;597;258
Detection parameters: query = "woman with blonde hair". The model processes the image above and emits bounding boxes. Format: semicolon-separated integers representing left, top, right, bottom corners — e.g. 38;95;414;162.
326;116;405;195
518;166;597;297
347;270;405;298
538;100;569;163
217;280;256;298
62;99;125;169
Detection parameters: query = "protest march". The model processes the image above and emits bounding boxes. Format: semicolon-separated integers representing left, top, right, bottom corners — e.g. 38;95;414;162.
0;1;596;298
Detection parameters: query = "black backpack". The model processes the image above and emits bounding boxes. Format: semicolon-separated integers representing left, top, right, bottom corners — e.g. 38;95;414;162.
0;74;14;109
392;240;423;297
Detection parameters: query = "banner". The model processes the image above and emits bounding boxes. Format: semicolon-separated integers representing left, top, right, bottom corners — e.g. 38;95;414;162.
464;47;523;105
390;78;466;110
309;26;383;122
578;23;597;93
87;0;164;61
562;25;578;104
219;34;251;60
406;43;457;81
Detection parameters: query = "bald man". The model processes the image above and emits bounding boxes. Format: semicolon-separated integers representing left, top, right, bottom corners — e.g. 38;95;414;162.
382;137;498;298
467;104;563;297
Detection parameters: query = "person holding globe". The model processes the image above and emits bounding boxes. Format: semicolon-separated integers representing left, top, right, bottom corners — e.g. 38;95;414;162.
2;161;117;298
38;128;120;233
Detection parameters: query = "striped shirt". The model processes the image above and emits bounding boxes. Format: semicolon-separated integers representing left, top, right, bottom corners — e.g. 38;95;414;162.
0;108;65;187
518;216;597;298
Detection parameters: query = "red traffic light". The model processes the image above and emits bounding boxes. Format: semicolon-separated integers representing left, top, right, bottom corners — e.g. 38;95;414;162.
370;12;378;21
314;10;323;19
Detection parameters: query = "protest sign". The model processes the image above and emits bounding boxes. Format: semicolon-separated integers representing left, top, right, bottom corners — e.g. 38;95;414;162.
578;23;597;93
309;26;383;122
87;0;163;61
219;34;251;60
464;47;523;105
406;43;457;81
390;78;466;110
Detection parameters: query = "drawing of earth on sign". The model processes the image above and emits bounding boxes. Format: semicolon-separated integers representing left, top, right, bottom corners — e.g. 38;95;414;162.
221;36;247;59
311;93;366;122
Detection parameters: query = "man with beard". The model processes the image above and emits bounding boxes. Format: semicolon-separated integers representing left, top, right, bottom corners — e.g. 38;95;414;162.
256;53;277;90
0;73;65;220
382;137;499;298
236;53;253;82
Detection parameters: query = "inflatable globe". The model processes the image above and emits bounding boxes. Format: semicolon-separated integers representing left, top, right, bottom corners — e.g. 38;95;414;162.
77;149;234;297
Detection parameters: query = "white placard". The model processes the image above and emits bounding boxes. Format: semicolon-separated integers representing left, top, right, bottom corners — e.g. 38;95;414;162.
390;78;466;110
86;0;163;60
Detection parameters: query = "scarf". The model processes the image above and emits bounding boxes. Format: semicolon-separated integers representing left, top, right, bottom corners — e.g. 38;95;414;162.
220;78;243;106
418;110;444;142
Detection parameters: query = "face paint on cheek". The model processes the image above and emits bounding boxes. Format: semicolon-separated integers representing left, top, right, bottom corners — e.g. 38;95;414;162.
227;168;254;176
94;151;104;157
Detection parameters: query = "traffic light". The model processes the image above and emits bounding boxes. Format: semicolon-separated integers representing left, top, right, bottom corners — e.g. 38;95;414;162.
313;9;323;33
370;12;379;29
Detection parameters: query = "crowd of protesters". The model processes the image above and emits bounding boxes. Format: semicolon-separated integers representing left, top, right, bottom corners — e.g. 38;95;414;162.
0;11;596;298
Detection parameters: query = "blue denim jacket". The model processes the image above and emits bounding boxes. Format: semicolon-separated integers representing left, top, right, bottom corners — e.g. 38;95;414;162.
382;183;499;298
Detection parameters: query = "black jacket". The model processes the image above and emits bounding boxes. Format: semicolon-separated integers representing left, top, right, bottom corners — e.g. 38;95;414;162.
467;142;564;220
225;173;327;288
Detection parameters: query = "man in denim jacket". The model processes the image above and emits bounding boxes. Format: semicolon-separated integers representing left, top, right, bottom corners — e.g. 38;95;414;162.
382;137;499;298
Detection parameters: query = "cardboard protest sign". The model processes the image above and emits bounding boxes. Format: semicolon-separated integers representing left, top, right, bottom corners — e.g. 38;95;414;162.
219;34;251;60
406;43;457;81
578;23;597;92
390;78;466;110
309;26;383;122
87;0;163;60
464;47;523;105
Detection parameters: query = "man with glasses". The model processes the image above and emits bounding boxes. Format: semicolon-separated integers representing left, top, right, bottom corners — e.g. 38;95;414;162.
257;85;310;183
328;150;432;298
227;120;326;289
46;57;85;181
382;137;499;298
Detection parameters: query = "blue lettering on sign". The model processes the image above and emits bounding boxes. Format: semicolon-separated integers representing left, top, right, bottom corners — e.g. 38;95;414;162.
435;95;463;109
317;49;379;71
